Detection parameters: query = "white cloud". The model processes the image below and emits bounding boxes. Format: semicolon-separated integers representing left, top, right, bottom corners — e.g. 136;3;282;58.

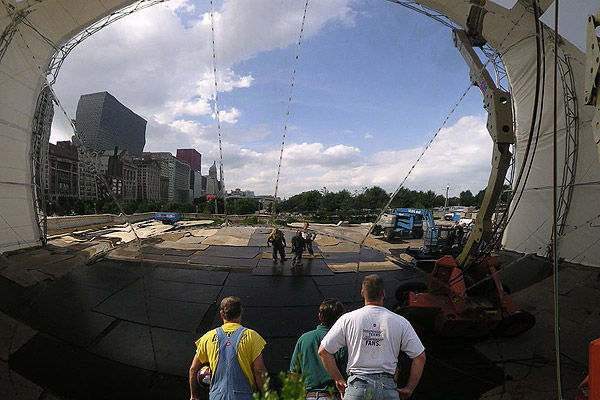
48;1;494;199
217;107;241;124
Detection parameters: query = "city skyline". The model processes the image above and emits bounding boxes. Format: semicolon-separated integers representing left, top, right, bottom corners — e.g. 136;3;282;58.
49;0;594;199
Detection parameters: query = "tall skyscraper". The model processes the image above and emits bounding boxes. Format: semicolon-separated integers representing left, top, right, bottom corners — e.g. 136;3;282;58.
74;91;146;157
142;152;191;203
176;148;201;173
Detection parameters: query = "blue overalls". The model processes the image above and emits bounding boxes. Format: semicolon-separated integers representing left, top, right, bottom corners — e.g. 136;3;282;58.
209;327;255;400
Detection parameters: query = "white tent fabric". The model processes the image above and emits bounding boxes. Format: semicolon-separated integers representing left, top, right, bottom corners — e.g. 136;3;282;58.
1;0;599;267
416;0;600;267
0;0;135;252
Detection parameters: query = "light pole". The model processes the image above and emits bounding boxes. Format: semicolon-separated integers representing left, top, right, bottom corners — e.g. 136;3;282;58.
444;184;450;210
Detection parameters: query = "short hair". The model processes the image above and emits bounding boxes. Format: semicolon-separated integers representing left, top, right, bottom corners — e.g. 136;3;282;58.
362;274;384;302
220;296;242;320
319;298;345;327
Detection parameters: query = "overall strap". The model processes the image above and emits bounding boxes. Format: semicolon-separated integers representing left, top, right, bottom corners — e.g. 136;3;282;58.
228;326;247;349
210;327;253;400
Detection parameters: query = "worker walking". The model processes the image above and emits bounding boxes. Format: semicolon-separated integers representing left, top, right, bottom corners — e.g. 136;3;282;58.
304;231;316;256
291;230;305;267
267;228;286;262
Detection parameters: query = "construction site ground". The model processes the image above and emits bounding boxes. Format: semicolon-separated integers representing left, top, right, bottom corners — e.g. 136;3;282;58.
0;220;597;400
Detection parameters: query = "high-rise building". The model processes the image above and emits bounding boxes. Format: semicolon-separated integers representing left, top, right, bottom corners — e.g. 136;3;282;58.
46;142;79;201
142;152;191;203
75;91;146;157
135;159;161;202
176;149;201;172
96;148;137;202
201;161;222;197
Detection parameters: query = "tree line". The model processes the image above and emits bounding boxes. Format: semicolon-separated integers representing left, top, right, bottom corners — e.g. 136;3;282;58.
45;196;261;217
45;185;504;218
277;186;489;216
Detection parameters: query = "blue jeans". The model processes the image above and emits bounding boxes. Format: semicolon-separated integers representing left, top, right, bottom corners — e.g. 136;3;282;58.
344;374;398;400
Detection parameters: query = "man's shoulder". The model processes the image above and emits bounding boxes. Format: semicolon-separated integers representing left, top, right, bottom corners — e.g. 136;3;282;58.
240;327;266;342
198;328;218;344
298;327;324;341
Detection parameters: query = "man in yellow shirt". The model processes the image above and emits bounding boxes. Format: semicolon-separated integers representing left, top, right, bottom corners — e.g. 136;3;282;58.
189;296;268;400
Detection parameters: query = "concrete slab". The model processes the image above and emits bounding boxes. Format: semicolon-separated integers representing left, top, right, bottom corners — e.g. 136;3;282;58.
233;306;317;338
223;273;288;287
316;242;361;253
34;256;87;279
327;261;400;272
0;362;43;400
142;247;198;257
154;241;209;251
109;278;222;305
312;272;371;286
36;275;115;310
152;327;204;376
10;333;153;400
321;250;386;262
200;226;255;246
23;298;116;348
260;337;298;375
148;375;191;400
188;254;258;268
476;265;600;400
91;320;158;371
0;277;36;314
150;267;228;285
409;337;503;400
314;236;341;247
253;258;334;276
67;261;147;292
497;253;553;293
93;289;210;332
3;224;598;400
315;284;360;303
0;312;36;361
141;253;196;264
0;257;38;287
218;277;322;307
199;245;261;259
248;228;272;247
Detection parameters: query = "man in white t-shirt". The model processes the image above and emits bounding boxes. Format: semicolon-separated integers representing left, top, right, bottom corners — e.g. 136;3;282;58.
318;274;426;400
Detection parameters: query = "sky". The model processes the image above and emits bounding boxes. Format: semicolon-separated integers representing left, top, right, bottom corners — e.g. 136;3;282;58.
50;0;511;199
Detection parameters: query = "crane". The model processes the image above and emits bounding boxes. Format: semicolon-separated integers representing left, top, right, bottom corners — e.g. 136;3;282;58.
396;26;535;338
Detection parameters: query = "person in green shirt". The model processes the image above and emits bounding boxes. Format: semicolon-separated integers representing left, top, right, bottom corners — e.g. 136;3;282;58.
290;298;347;399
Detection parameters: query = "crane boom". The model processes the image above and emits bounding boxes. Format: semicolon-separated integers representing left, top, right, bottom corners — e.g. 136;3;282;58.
452;29;515;269
584;9;600;161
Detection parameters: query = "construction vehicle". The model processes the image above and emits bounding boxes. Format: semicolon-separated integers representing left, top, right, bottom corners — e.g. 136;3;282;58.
154;212;180;225
373;208;429;241
395;26;535;338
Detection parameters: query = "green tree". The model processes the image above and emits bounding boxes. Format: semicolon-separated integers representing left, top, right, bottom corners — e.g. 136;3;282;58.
459;190;475;206
363;186;390;210
234;198;260;215
300;190;321;213
179;202;196;213
474;189;486;207
73;198;86;215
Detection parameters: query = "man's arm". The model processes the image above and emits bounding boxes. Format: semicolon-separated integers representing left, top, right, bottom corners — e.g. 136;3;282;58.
252;352;268;394
318;345;347;396
189;354;203;400
397;351;426;400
